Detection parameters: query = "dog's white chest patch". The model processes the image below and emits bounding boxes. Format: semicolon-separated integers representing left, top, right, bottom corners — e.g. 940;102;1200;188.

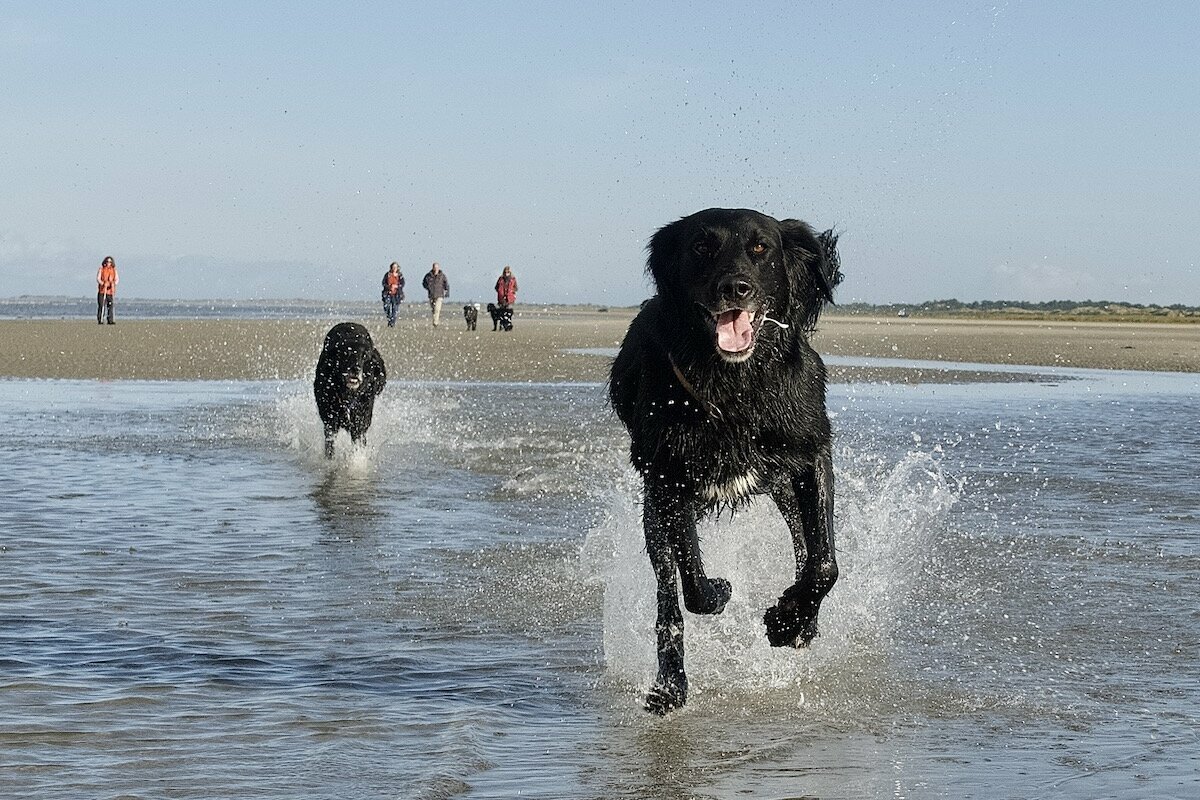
701;472;759;504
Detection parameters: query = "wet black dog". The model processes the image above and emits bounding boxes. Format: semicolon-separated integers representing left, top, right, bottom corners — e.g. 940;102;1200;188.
314;322;387;458
464;304;479;330
486;302;513;331
609;208;842;714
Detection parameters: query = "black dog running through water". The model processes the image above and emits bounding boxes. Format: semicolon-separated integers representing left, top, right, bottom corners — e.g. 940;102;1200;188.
609;208;842;714
314;322;387;458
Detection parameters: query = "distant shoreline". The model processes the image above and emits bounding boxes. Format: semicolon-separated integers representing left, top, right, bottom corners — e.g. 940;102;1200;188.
1;313;1196;383
830;309;1200;324
2;295;1198;324
834;298;1200;323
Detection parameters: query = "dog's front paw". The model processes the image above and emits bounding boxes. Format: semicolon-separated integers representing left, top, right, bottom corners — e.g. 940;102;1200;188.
763;598;819;648
644;675;688;715
684;577;731;615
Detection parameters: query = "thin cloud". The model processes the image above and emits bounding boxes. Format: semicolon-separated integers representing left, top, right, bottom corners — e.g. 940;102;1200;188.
990;260;1095;302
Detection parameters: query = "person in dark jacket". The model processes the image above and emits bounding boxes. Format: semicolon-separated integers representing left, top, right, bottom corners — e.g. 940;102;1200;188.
381;262;405;327
421;262;450;327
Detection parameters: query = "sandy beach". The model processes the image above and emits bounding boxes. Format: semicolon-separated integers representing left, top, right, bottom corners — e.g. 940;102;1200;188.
0;309;1197;383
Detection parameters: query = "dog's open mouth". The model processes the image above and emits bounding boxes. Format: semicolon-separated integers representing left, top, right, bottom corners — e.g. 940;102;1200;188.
714;308;759;360
343;373;362;391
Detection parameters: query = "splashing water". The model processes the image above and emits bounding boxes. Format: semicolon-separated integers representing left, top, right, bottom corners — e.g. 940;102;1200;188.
263;382;465;467
581;446;960;715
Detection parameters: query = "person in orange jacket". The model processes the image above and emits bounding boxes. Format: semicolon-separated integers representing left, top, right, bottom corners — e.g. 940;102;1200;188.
96;256;118;324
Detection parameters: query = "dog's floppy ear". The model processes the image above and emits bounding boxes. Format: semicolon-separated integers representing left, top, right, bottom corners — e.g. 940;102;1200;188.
645;217;688;297
367;347;387;392
815;228;842;297
779;219;842;331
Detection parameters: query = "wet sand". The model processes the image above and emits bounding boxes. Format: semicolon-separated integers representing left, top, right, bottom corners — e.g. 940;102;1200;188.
0;310;1197;383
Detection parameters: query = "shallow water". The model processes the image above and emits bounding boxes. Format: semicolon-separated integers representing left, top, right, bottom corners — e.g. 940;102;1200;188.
1;363;1197;799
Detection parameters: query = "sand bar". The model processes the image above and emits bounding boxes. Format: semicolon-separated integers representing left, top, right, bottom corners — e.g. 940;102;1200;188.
0;310;1197;383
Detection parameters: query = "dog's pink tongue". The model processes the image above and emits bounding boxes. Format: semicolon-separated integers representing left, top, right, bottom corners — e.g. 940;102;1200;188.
716;310;754;352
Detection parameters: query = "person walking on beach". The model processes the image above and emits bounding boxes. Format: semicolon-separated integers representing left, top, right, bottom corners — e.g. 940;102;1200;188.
381;262;405;327
96;256;118;325
492;264;518;331
495;265;518;309
422;262;449;327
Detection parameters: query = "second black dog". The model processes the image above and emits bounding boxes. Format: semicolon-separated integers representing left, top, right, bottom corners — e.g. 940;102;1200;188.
486;302;513;331
609;208;842;714
464;304;479;330
314;322;387;458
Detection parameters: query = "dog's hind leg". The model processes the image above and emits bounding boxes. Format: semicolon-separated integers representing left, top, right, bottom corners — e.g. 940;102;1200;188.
765;447;839;647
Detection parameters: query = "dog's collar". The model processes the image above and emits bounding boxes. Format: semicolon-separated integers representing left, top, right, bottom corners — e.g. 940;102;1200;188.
668;353;722;421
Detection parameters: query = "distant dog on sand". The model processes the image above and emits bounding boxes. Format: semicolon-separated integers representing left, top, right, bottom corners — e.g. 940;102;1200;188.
464;304;479;330
486;302;513;332
314;322;386;458
609;208;842;714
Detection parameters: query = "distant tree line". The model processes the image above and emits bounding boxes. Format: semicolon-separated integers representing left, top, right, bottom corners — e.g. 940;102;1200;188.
830;298;1199;321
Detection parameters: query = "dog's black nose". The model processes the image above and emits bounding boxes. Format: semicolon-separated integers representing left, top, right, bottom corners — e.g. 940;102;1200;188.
719;276;753;302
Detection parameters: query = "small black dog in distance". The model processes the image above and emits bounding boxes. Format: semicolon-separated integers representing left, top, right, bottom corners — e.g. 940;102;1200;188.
314;322;387;458
464;304;479;330
486;303;513;331
609;208;842;714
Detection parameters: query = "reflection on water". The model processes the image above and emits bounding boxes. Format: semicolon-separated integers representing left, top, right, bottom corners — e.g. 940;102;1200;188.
311;465;385;542
0;370;1197;799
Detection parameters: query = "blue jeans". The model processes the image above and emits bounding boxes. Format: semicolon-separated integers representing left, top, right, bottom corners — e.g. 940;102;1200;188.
383;295;400;327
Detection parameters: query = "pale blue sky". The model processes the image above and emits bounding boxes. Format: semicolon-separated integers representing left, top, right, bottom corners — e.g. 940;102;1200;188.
2;2;1197;305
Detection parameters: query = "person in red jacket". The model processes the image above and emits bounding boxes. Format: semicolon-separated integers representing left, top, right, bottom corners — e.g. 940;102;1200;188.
381;262;405;327
96;256;118;324
491;265;518;331
495;265;518;307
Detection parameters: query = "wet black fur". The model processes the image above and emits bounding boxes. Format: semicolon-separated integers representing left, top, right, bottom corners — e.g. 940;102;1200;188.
314;322;387;458
464;304;479;330
608;208;842;714
487;302;513;331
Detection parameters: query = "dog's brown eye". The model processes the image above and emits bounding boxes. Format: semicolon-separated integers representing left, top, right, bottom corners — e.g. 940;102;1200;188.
751;243;766;255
